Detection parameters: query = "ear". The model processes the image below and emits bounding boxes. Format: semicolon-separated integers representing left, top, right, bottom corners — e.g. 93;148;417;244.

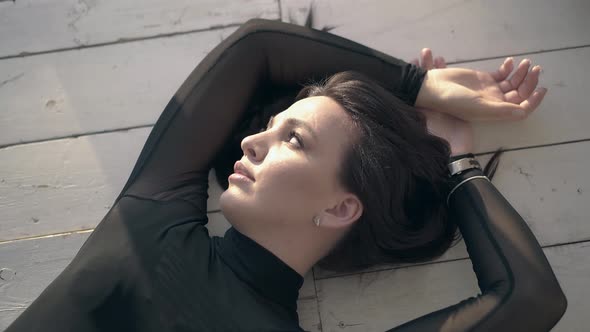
321;193;363;230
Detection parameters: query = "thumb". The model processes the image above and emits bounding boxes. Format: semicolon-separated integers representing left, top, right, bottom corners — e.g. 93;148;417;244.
504;87;547;121
482;88;546;121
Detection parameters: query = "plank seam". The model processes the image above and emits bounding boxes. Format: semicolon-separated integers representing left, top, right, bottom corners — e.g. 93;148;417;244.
314;238;590;281
2;232;588;281
311;267;324;331
473;137;590;156
0;229;94;245
277;0;283;21
446;43;590;66
4;127;590;158
0;18;282;61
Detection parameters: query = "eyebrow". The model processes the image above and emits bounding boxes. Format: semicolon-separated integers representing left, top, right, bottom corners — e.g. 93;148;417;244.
267;115;317;141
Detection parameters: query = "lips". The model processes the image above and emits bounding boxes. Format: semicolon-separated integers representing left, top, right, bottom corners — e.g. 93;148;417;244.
233;161;255;181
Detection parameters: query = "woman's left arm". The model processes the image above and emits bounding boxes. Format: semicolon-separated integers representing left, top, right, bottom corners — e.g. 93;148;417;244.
385;165;567;332
385;52;567;332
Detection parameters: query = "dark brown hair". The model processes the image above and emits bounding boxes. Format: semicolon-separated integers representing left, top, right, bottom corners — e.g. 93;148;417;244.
213;70;498;273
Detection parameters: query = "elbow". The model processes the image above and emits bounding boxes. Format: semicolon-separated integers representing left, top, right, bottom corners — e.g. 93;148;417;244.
525;282;568;327
238;18;279;36
546;287;568;324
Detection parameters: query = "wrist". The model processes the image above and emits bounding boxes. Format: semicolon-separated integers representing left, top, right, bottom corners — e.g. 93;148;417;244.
415;69;442;109
449;152;475;162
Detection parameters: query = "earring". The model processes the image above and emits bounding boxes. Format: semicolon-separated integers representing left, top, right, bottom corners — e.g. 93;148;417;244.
313;215;321;227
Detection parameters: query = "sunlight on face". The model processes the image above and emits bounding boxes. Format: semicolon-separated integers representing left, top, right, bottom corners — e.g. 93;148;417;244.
219;96;356;231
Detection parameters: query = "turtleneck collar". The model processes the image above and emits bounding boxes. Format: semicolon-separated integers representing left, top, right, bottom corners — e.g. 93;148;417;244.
216;227;304;313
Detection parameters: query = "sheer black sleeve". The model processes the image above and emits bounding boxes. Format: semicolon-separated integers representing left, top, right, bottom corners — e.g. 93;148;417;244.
386;167;568;331
117;18;426;208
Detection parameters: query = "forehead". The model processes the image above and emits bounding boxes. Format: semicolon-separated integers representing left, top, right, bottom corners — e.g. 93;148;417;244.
280;96;349;128
280;95;354;151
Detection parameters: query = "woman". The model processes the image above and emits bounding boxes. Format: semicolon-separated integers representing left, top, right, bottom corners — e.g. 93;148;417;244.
6;18;566;331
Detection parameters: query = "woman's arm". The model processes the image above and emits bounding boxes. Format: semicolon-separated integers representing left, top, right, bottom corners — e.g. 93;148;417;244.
117;18;426;203
386;165;567;332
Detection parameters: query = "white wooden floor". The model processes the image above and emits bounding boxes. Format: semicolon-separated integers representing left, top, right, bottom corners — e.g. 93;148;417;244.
1;0;589;331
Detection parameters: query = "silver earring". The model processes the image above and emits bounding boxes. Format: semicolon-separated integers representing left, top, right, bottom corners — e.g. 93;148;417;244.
313;215;321;227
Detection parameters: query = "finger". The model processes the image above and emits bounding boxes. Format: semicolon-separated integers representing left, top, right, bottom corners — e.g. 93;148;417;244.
517;65;542;100
434;56;447;69
410;58;419;66
486;87;548;121
503;90;521;104
509;58;531;89
421;48;434;70
517;87;548;118
491;57;514;83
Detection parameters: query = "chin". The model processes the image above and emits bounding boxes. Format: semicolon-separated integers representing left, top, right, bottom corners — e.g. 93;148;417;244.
219;189;253;223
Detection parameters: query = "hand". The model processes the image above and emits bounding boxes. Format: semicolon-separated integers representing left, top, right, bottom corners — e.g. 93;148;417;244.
412;49;473;156
416;53;548;122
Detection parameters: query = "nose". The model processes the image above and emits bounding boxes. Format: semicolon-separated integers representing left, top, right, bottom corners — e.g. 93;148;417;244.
241;131;268;162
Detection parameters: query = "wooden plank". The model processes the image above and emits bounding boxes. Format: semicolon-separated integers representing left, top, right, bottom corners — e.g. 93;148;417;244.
0;128;224;241
281;0;590;63
0;26;238;147
0;232;90;329
298;270;322;332
464;49;590;153
315;140;590;278
0;0;278;58
0;213;320;331
2;38;589;152
314;241;590;332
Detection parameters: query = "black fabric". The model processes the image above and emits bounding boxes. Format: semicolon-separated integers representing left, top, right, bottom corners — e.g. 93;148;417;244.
5;19;566;332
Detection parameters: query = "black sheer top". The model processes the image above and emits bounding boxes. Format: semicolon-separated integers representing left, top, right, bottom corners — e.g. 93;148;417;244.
5;19;566;332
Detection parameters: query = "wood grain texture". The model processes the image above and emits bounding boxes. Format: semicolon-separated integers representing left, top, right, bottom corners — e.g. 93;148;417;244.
0;0;278;58
0;26;238;147
3;14;589;148
281;0;590;63
0;215;321;332
0;127;224;241
315;241;589;332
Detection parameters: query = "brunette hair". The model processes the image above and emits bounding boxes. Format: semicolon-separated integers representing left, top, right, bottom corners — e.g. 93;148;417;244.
213;70;500;273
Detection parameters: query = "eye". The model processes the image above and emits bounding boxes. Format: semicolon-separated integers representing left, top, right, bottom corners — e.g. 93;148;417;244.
288;130;304;148
258;127;304;148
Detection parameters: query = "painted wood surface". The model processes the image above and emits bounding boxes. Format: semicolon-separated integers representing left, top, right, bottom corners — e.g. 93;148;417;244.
314;241;589;332
0;127;226;242
0;0;278;58
0;219;320;331
0;26;238;147
281;0;590;63
2;7;589;148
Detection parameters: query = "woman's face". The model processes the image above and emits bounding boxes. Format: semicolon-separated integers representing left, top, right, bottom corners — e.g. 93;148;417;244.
220;96;357;230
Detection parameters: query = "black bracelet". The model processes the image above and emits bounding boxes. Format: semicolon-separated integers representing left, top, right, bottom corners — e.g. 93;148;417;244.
446;168;488;206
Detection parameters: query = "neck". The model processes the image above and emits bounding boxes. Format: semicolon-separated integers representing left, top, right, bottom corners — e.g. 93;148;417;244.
234;223;341;277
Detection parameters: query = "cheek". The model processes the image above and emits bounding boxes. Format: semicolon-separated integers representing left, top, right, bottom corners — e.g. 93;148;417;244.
258;161;328;205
